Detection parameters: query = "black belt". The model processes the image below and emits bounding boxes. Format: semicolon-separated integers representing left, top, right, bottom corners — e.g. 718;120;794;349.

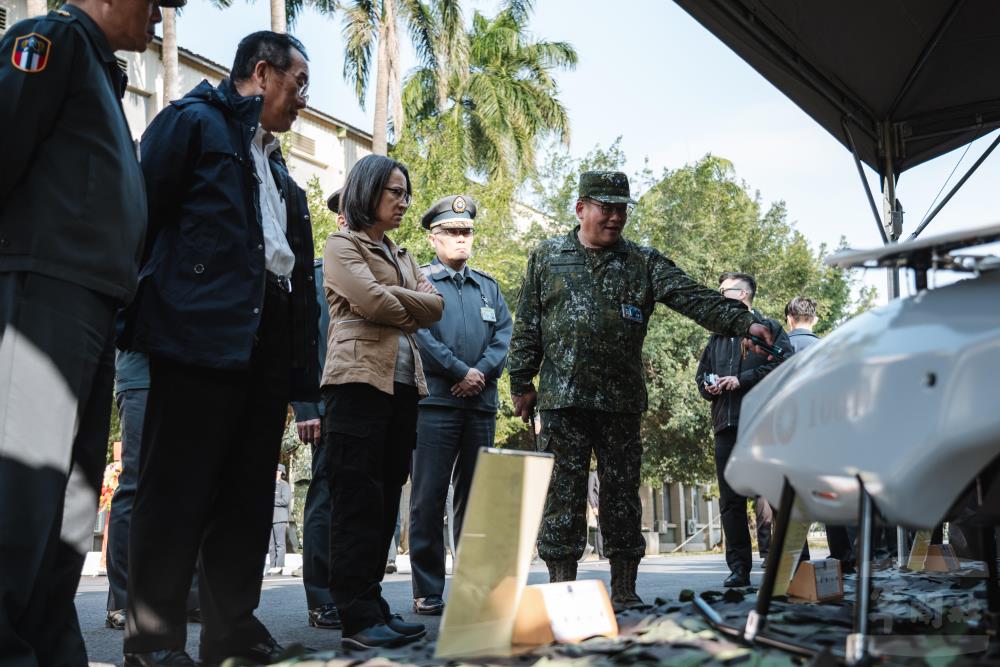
265;271;292;294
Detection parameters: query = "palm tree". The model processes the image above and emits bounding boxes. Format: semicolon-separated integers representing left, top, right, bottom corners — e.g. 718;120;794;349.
271;0;287;32
403;0;576;181
341;0;436;155
26;0;46;17
162;8;180;104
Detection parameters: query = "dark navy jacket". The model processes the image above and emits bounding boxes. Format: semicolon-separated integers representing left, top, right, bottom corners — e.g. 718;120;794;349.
122;79;319;401
787;327;819;353
0;6;146;303
695;313;791;434
413;259;512;413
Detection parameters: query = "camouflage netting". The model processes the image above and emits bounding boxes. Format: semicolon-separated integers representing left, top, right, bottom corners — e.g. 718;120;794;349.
249;563;998;667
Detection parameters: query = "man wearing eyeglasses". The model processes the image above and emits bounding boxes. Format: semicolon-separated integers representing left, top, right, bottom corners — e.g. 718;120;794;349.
695;273;793;588
118;31;319;666
508;172;775;611
408;195;513;616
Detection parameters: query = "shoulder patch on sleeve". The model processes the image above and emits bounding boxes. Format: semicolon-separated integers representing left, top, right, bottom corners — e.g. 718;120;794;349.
11;33;53;73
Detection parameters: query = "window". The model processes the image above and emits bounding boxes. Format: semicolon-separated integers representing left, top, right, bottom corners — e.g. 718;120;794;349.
290;131;315;156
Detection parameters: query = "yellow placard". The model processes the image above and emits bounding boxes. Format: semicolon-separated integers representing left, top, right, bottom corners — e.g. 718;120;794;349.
434;448;554;659
906;530;933;571
772;499;811;597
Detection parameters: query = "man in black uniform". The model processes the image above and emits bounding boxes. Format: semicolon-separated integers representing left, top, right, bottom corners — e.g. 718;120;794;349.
122;31;319;667
0;1;177;664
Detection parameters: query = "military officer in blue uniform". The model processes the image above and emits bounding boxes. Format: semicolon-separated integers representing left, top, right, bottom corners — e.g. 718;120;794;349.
0;1;179;664
408;195;513;615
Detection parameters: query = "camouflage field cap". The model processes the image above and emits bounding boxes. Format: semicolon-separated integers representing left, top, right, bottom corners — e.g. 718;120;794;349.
421;194;477;230
578;171;637;205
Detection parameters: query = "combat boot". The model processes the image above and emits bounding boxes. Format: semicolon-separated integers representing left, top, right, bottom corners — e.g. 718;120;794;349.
546;559;577;583
609;557;649;612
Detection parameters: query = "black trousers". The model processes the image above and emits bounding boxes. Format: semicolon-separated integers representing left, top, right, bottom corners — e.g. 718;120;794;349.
324;382;418;635
0;273;116;667
124;283;291;656
409;406;496;599
106;388;199;613
715;427;753;574
302;439;334;609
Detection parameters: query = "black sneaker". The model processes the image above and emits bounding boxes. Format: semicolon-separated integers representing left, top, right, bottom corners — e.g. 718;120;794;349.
413;594;445;615
723;570;750;587
105;609;126;630
341;623;409;650
308;603;342;629
123;649;196;667
386;613;425;639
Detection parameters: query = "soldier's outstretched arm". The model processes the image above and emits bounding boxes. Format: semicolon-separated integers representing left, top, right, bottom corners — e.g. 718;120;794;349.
508;250;543;396
649;250;757;336
0;18;78;201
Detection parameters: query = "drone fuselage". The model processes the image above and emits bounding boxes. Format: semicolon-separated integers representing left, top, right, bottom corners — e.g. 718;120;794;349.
726;270;1000;528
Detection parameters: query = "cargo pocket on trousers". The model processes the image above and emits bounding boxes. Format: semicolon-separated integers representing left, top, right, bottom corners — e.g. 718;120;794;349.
325;418;373;473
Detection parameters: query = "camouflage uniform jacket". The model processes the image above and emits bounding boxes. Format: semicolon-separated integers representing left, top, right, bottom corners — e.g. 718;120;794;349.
508;227;757;413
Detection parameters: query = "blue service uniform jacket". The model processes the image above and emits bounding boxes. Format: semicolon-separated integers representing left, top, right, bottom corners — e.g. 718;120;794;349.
413;260;513;413
121;79;320;402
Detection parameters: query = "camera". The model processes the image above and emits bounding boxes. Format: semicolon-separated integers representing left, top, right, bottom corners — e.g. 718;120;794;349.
705;373;719;386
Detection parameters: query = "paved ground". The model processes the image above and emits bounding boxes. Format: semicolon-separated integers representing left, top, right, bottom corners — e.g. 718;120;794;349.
78;551;833;666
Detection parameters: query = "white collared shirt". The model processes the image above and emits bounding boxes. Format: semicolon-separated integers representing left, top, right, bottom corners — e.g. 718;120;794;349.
250;126;296;280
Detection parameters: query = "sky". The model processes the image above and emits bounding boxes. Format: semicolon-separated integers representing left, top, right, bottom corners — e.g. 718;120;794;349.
174;0;1000;301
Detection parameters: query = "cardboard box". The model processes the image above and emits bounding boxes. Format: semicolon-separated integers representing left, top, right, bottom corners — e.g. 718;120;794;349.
787;558;843;602
512;580;618;646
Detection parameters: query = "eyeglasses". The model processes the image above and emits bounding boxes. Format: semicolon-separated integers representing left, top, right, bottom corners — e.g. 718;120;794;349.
274;66;310;102
586;198;633;217
383;186;412;205
433;228;474;237
720;287;745;296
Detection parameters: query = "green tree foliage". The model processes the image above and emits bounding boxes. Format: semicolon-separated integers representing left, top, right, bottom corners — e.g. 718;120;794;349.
403;1;577;182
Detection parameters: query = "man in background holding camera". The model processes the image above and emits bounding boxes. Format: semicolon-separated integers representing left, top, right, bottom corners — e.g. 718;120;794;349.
696;272;791;588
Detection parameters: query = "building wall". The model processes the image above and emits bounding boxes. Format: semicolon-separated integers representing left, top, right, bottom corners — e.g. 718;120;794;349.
0;0;372;197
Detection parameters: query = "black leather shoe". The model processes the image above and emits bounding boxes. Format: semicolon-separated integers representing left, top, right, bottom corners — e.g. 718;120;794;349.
105;609;126;630
123;649;197;667
386;613;425;639
201;636;306;665
308;603;342;629
723;570;751;587
385;562;397;574
413;594;445;615
341;623;409;650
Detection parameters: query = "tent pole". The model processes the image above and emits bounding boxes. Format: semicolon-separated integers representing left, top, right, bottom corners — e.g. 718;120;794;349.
843;119;888;244
881;124;907;564
908;131;1000;241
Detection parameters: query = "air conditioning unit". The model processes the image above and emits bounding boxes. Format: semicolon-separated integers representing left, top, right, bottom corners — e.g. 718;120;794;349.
686;519;698;535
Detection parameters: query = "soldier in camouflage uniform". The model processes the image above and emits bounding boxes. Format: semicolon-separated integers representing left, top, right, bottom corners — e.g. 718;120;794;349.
508;171;775;611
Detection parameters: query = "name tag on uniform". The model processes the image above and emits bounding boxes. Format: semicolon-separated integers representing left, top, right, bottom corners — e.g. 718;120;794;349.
620;304;643;323
480;307;497;323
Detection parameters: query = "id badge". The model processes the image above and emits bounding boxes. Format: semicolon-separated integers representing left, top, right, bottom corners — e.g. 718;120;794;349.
620;304;643;323
480;307;497;323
